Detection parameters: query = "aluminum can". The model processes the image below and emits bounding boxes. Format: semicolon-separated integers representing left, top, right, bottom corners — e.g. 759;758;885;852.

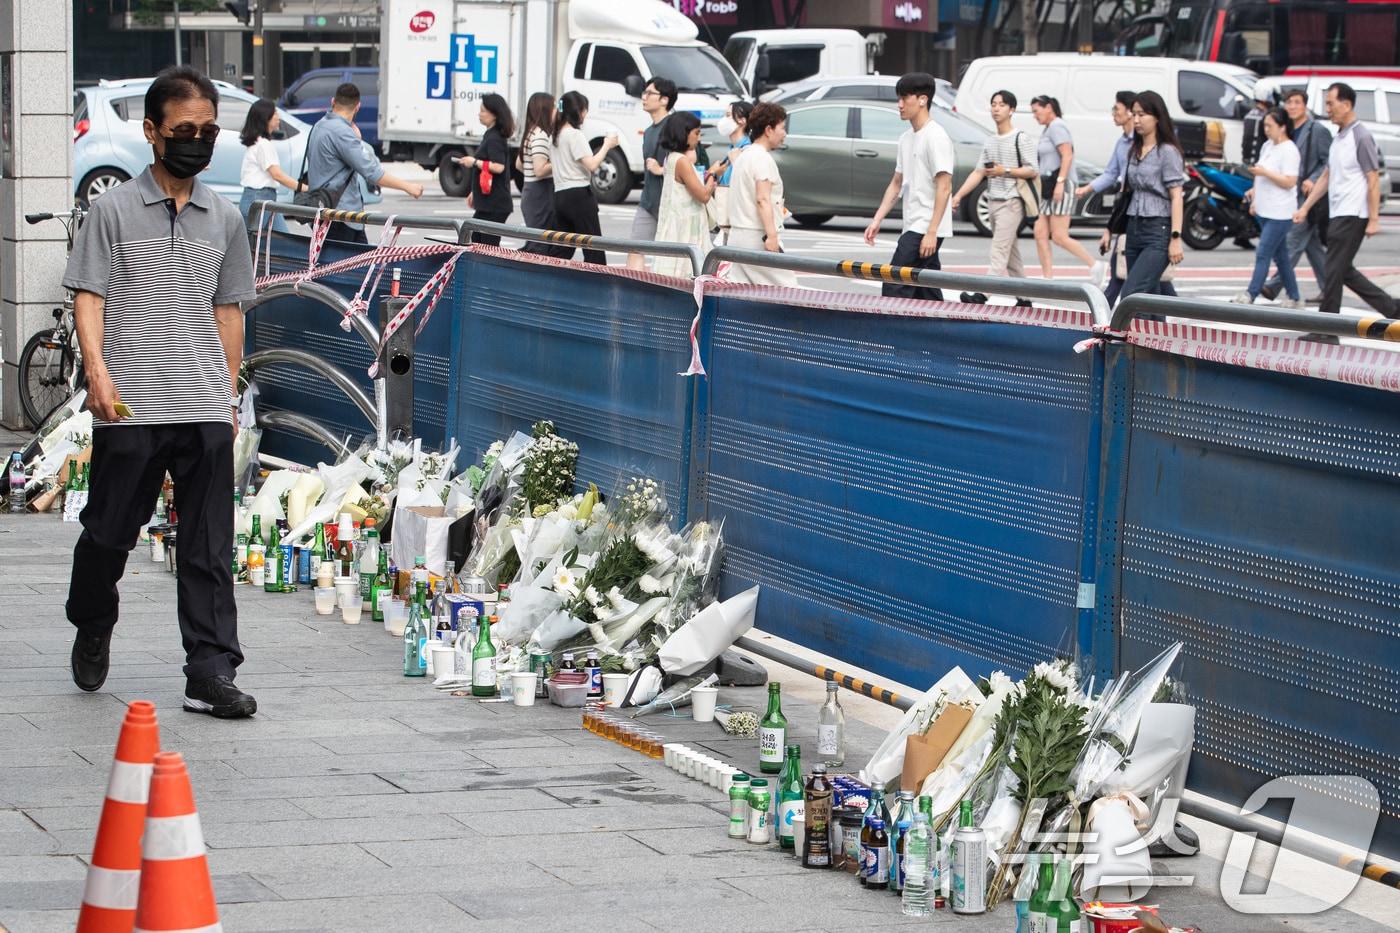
530;652;553;698
950;823;987;914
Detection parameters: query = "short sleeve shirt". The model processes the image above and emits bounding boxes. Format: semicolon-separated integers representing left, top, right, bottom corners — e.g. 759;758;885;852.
979;130;1038;200
1125;143;1186;217
471;126;511;212
62;169;256;427
551;126;594;191
522;127;551;183
639;115;668;216
306;113;383;222
1253;139;1300;220
240;138;279;189
1329;121;1382;218
728;144;784;232
1037;118;1076;184
895;120;956;238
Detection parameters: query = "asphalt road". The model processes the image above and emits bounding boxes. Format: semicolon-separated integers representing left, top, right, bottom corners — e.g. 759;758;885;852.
368;164;1400;308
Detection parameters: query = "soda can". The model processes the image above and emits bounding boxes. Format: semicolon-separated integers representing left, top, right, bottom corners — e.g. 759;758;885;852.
530;652;553;698
298;547;312;585
279;543;297;592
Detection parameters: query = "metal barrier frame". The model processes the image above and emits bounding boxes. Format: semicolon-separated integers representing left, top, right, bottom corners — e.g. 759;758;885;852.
701;246;1114;328
1112;292;1400;342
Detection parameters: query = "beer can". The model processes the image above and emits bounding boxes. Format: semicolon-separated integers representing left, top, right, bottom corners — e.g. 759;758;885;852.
950;824;987;914
530;652;553;698
298;547;312;585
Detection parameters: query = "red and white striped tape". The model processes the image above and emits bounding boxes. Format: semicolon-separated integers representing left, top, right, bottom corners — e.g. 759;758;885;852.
368;250;464;377
1125;318;1400;392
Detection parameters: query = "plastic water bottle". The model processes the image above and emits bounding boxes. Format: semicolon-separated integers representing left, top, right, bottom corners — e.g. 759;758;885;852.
8;452;25;513
901;813;933;917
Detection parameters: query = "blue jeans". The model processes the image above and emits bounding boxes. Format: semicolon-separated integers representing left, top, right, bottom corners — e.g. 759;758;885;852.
1248;217;1299;300
1118;216;1172;303
1263;203;1326;296
239;186;288;234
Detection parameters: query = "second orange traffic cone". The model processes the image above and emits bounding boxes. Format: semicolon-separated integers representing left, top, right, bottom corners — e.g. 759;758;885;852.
133;752;221;933
78;699;161;933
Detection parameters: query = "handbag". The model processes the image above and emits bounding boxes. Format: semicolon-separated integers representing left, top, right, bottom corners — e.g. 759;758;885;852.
1107;177;1133;236
293;124;349;210
710;185;730;230
1013;132;1040;218
479;161;493;196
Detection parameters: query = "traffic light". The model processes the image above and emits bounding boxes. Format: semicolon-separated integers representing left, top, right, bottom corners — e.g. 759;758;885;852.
224;0;251;25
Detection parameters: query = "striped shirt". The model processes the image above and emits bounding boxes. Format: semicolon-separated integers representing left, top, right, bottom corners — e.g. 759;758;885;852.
62;168;256;427
978;130;1038;200
522;127;551;183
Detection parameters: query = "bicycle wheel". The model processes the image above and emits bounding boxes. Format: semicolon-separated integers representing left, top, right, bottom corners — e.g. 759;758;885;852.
18;328;77;428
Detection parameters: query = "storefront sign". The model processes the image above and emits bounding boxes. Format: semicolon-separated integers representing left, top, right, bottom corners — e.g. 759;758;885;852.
883;0;929;29
670;0;741;27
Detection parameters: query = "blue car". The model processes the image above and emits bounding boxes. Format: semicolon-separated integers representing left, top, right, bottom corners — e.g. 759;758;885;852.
279;67;380;151
73;77;381;211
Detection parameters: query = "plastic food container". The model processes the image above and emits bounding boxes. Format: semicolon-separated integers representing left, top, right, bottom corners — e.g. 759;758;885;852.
1084;905;1161;933
547;679;591;708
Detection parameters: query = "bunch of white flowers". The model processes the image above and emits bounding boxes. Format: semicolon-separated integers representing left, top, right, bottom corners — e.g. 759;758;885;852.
522;432;579;510
616;477;667;526
1031;660;1080;695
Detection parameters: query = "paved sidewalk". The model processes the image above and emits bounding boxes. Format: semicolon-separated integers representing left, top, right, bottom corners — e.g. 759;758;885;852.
1;507;1397;931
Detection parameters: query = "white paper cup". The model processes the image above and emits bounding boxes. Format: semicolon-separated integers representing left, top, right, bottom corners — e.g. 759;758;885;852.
698;758;716;785
430;645;455;681
663;743;684;769
334;576;358;608
313;586;336;616
512;671;538;706
601;673;630;708
677;749;698;778
690;685;718;722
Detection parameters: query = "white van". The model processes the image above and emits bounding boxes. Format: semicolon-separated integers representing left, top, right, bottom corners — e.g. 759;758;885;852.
723;29;878;98
955;54;1258;165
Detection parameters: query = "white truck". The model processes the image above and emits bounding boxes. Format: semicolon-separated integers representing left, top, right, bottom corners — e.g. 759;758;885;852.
721;29;882;98
378;0;744;202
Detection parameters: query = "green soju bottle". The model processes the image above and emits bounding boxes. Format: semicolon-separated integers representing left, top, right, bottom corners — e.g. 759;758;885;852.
1046;855;1082;932
371;546;392;623
776;744;803;850
263;521;281;593
1027;852;1055;933
309;522;327;580
758;682;787;774
403;581;427;677
472;613;498;697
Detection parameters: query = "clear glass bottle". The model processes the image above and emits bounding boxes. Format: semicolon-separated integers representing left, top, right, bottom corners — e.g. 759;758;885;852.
817;681;846;766
890;790;917;896
403;581;427;677
758;682;787;774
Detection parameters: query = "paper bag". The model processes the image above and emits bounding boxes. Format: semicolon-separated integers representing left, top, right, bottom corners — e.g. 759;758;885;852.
391;505;458;577
901;703;974;793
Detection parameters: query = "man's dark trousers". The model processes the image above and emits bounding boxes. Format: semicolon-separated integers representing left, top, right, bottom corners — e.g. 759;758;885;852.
1320;216;1397;316
67;423;243;681
327;221;369;244
883;232;943;300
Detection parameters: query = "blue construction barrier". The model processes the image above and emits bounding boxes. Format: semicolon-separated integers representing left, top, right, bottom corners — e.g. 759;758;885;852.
255;242;1398;857
688;295;1097;692
450;252;699;520
1100;341;1400;858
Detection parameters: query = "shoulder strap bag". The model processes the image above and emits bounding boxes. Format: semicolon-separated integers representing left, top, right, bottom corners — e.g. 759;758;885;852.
293;122;351;210
1013;132;1041;218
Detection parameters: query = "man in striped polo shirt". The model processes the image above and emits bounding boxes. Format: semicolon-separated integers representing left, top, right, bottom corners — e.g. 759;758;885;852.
63;66;258;718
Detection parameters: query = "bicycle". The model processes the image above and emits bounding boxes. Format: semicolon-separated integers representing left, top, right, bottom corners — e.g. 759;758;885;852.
18;207;87;428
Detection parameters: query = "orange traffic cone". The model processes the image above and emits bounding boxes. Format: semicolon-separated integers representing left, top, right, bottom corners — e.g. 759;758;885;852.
132;752;221;933
78;700;161;933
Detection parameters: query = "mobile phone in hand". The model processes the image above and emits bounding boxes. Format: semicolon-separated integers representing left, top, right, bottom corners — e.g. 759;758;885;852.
984;161;995;169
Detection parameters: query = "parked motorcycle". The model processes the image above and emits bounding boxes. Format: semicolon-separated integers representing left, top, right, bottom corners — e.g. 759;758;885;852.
1181;162;1258;251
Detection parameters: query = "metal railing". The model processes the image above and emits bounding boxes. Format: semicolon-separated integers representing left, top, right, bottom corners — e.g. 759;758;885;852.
256;202;707;275
701;247;1114;328
1112;292;1400;342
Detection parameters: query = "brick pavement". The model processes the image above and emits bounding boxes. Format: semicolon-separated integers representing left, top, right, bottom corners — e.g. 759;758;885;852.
0;470;1396;932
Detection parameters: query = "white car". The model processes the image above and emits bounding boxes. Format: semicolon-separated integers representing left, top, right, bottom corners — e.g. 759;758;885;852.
955;54;1257;165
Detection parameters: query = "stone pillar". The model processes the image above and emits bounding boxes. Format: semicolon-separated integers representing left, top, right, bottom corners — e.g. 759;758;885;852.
0;0;73;428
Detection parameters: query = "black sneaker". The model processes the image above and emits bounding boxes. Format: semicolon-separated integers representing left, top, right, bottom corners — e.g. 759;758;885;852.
960;291;988;304
1014;298;1034;308
184;675;257;719
1258;284;1278;301
71;631;111;692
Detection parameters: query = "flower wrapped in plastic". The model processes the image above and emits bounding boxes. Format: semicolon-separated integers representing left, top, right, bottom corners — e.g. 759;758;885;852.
521;420;579;515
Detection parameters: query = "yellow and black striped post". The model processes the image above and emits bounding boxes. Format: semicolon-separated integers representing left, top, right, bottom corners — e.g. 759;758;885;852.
1355;316;1400;342
838;260;919;286
734;636;913;711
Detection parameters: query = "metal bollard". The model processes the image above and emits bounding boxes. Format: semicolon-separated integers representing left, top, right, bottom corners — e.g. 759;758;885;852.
378;296;415;440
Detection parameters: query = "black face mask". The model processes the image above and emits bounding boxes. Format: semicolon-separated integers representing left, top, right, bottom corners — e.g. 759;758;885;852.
157;135;216;179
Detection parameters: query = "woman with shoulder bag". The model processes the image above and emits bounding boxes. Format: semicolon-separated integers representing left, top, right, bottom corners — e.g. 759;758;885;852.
457;93;515;245
653;113;717;277
1030;96;1098;278
1117;90;1187;304
705;100;754;246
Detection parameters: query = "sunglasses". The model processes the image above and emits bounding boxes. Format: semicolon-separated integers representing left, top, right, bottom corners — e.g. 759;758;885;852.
160;122;221;142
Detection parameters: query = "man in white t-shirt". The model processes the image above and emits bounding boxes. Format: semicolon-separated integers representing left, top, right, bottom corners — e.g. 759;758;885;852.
863;72;955;299
1295;82;1396;317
